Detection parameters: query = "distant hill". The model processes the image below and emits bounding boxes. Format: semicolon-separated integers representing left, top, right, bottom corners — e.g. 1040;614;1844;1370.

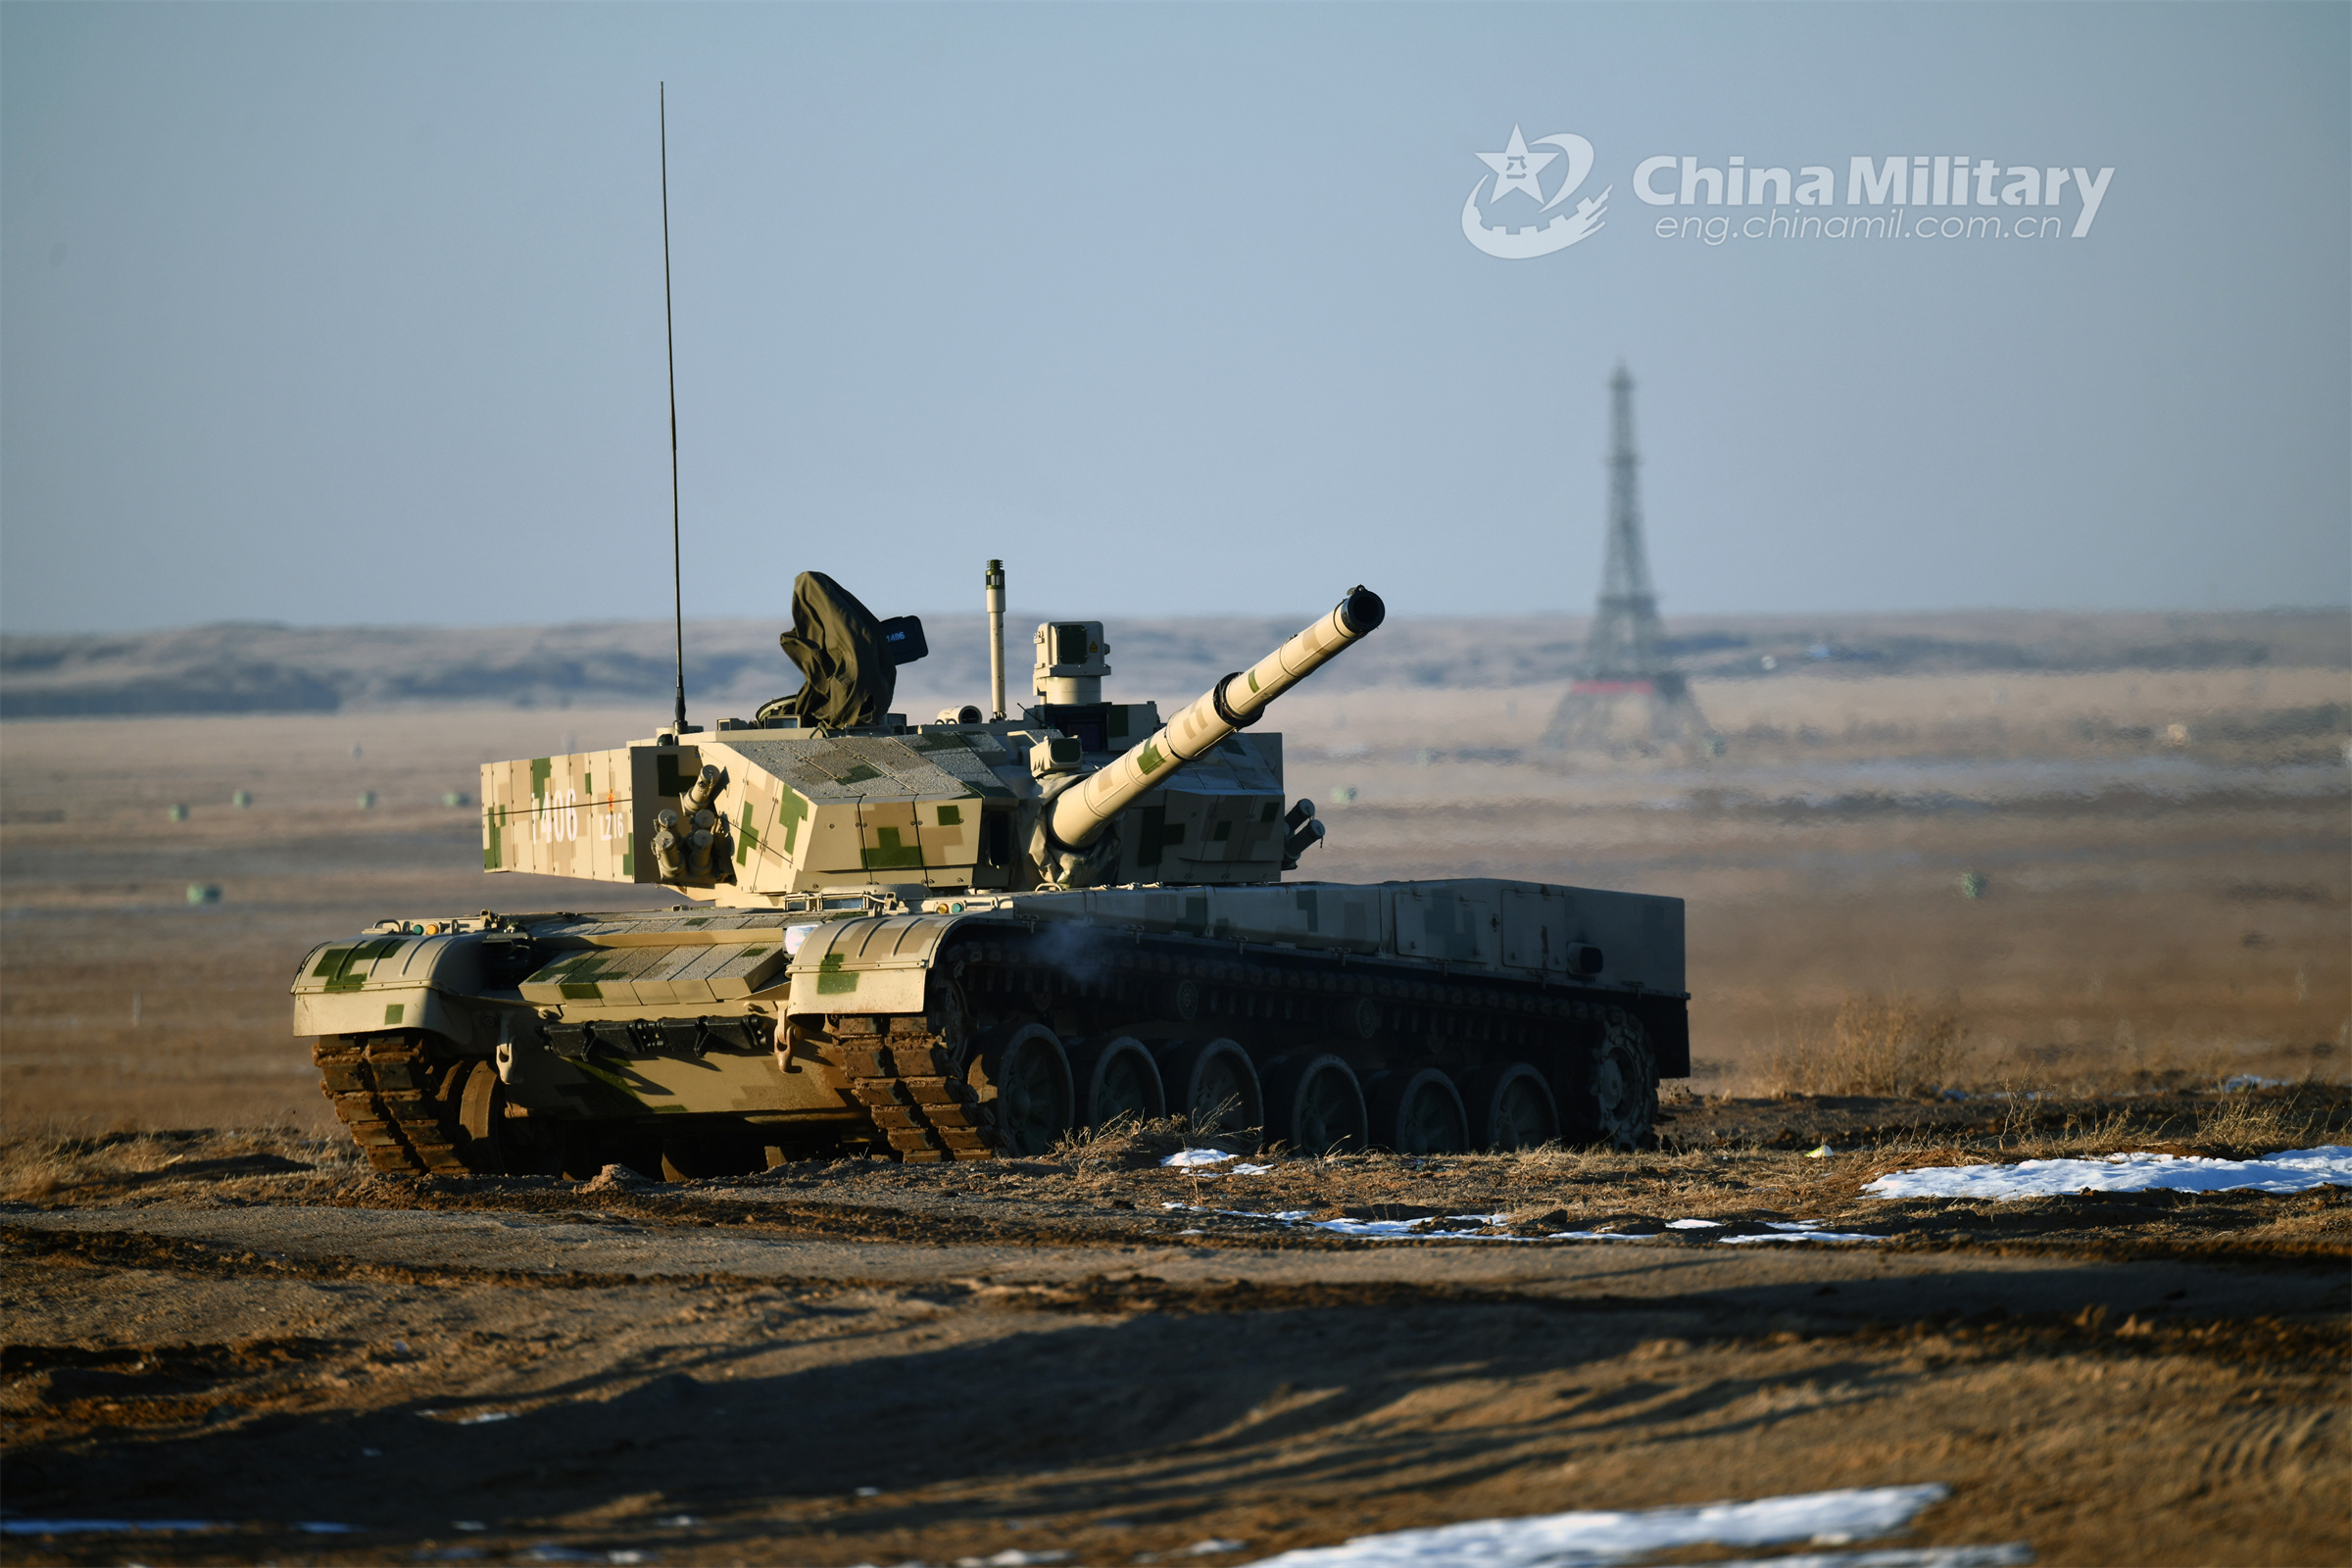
2;609;2343;718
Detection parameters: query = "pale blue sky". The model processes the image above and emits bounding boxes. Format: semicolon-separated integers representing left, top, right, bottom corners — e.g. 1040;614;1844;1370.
3;2;2345;633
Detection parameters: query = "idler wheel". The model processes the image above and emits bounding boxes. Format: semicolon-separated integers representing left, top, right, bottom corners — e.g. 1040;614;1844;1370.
1264;1053;1367;1155
1156;1038;1261;1144
1366;1065;1468;1155
1461;1062;1560;1152
969;1023;1075;1157
1559;1011;1656;1152
1068;1035;1166;1131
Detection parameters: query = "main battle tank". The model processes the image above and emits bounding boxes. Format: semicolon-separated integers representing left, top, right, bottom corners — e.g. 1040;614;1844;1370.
295;570;1688;1177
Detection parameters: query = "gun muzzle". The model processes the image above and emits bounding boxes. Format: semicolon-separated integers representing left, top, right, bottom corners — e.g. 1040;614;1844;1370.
1047;585;1385;852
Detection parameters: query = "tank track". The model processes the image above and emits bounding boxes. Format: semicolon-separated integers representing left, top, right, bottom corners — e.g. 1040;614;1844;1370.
813;927;1648;1160
313;1032;474;1176
827;1023;999;1163
310;928;1655;1171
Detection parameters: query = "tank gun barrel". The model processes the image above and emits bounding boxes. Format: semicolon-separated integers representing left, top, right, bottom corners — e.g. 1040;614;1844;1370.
1048;585;1385;852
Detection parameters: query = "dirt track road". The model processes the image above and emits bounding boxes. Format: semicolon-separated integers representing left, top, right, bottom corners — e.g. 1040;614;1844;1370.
4;1137;2346;1568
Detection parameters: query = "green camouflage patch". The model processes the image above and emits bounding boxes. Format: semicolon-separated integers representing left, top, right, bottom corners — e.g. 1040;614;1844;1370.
860;826;925;869
816;950;858;995
1135;806;1187;869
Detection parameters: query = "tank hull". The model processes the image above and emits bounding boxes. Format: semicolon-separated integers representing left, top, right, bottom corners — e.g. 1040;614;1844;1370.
294;878;1686;1174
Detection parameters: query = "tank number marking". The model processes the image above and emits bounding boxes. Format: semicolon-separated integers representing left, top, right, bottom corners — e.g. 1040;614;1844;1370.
531;789;581;843
528;790;629;845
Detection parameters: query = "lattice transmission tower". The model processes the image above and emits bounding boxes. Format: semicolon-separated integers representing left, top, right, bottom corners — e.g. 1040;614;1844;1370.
1543;366;1713;755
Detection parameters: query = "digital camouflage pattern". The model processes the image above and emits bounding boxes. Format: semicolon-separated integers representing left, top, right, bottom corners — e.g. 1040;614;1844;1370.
308;581;1690;1174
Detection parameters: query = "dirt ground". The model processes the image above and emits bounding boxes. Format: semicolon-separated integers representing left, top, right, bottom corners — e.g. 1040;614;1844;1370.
3;1106;2349;1568
2;683;2348;1564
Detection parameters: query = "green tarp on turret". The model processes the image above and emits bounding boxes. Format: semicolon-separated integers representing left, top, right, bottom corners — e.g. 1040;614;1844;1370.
761;571;897;729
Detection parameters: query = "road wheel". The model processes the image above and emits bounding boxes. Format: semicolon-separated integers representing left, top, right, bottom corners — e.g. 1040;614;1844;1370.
969;1023;1074;1156
450;1059;564;1176
1461;1062;1560;1151
1069;1036;1166;1131
1265;1053;1367;1155
1367;1066;1468;1154
1559;1011;1656;1151
660;1130;763;1182
1156;1038;1262;1143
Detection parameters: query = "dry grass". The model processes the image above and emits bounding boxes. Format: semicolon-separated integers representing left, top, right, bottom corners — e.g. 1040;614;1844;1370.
0;1123;363;1203
2190;1088;2341;1157
1761;994;1967;1099
1048;1111;1259;1169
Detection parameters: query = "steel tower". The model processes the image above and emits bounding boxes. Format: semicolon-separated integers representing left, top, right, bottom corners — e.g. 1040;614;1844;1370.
1543;366;1712;754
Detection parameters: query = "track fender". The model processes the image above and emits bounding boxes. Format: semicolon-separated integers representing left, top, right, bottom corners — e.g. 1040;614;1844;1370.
291;934;511;1049
787;913;966;1016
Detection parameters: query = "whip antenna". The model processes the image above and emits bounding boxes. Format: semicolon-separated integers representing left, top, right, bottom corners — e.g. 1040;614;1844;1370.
661;82;687;734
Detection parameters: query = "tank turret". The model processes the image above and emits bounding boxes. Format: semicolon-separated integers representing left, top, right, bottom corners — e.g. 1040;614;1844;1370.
475;585;1382;902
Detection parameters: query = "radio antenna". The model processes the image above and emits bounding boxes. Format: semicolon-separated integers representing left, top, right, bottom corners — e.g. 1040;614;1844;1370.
661;82;687;734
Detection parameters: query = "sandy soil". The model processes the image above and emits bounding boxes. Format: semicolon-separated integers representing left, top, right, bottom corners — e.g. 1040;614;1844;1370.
3;1115;2348;1568
2;688;2347;1565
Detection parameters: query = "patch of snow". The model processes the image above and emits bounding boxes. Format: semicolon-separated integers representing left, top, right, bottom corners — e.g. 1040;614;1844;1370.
454;1410;514;1425
956;1551;1072;1567
1159;1150;1274;1176
1865;1146;2352;1202
1712;1546;2032;1568
1308;1212;1510;1239
1249;1484;1953;1568
1157;1204;1883;1245
1184;1540;1247;1555
2220;1074;2291;1092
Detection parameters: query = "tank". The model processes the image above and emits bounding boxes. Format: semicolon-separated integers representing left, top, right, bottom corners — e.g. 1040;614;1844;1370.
295;573;1689;1177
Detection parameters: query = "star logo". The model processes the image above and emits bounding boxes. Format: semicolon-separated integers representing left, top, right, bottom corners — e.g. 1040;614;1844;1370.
1476;126;1557;204
1462;126;1611;260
